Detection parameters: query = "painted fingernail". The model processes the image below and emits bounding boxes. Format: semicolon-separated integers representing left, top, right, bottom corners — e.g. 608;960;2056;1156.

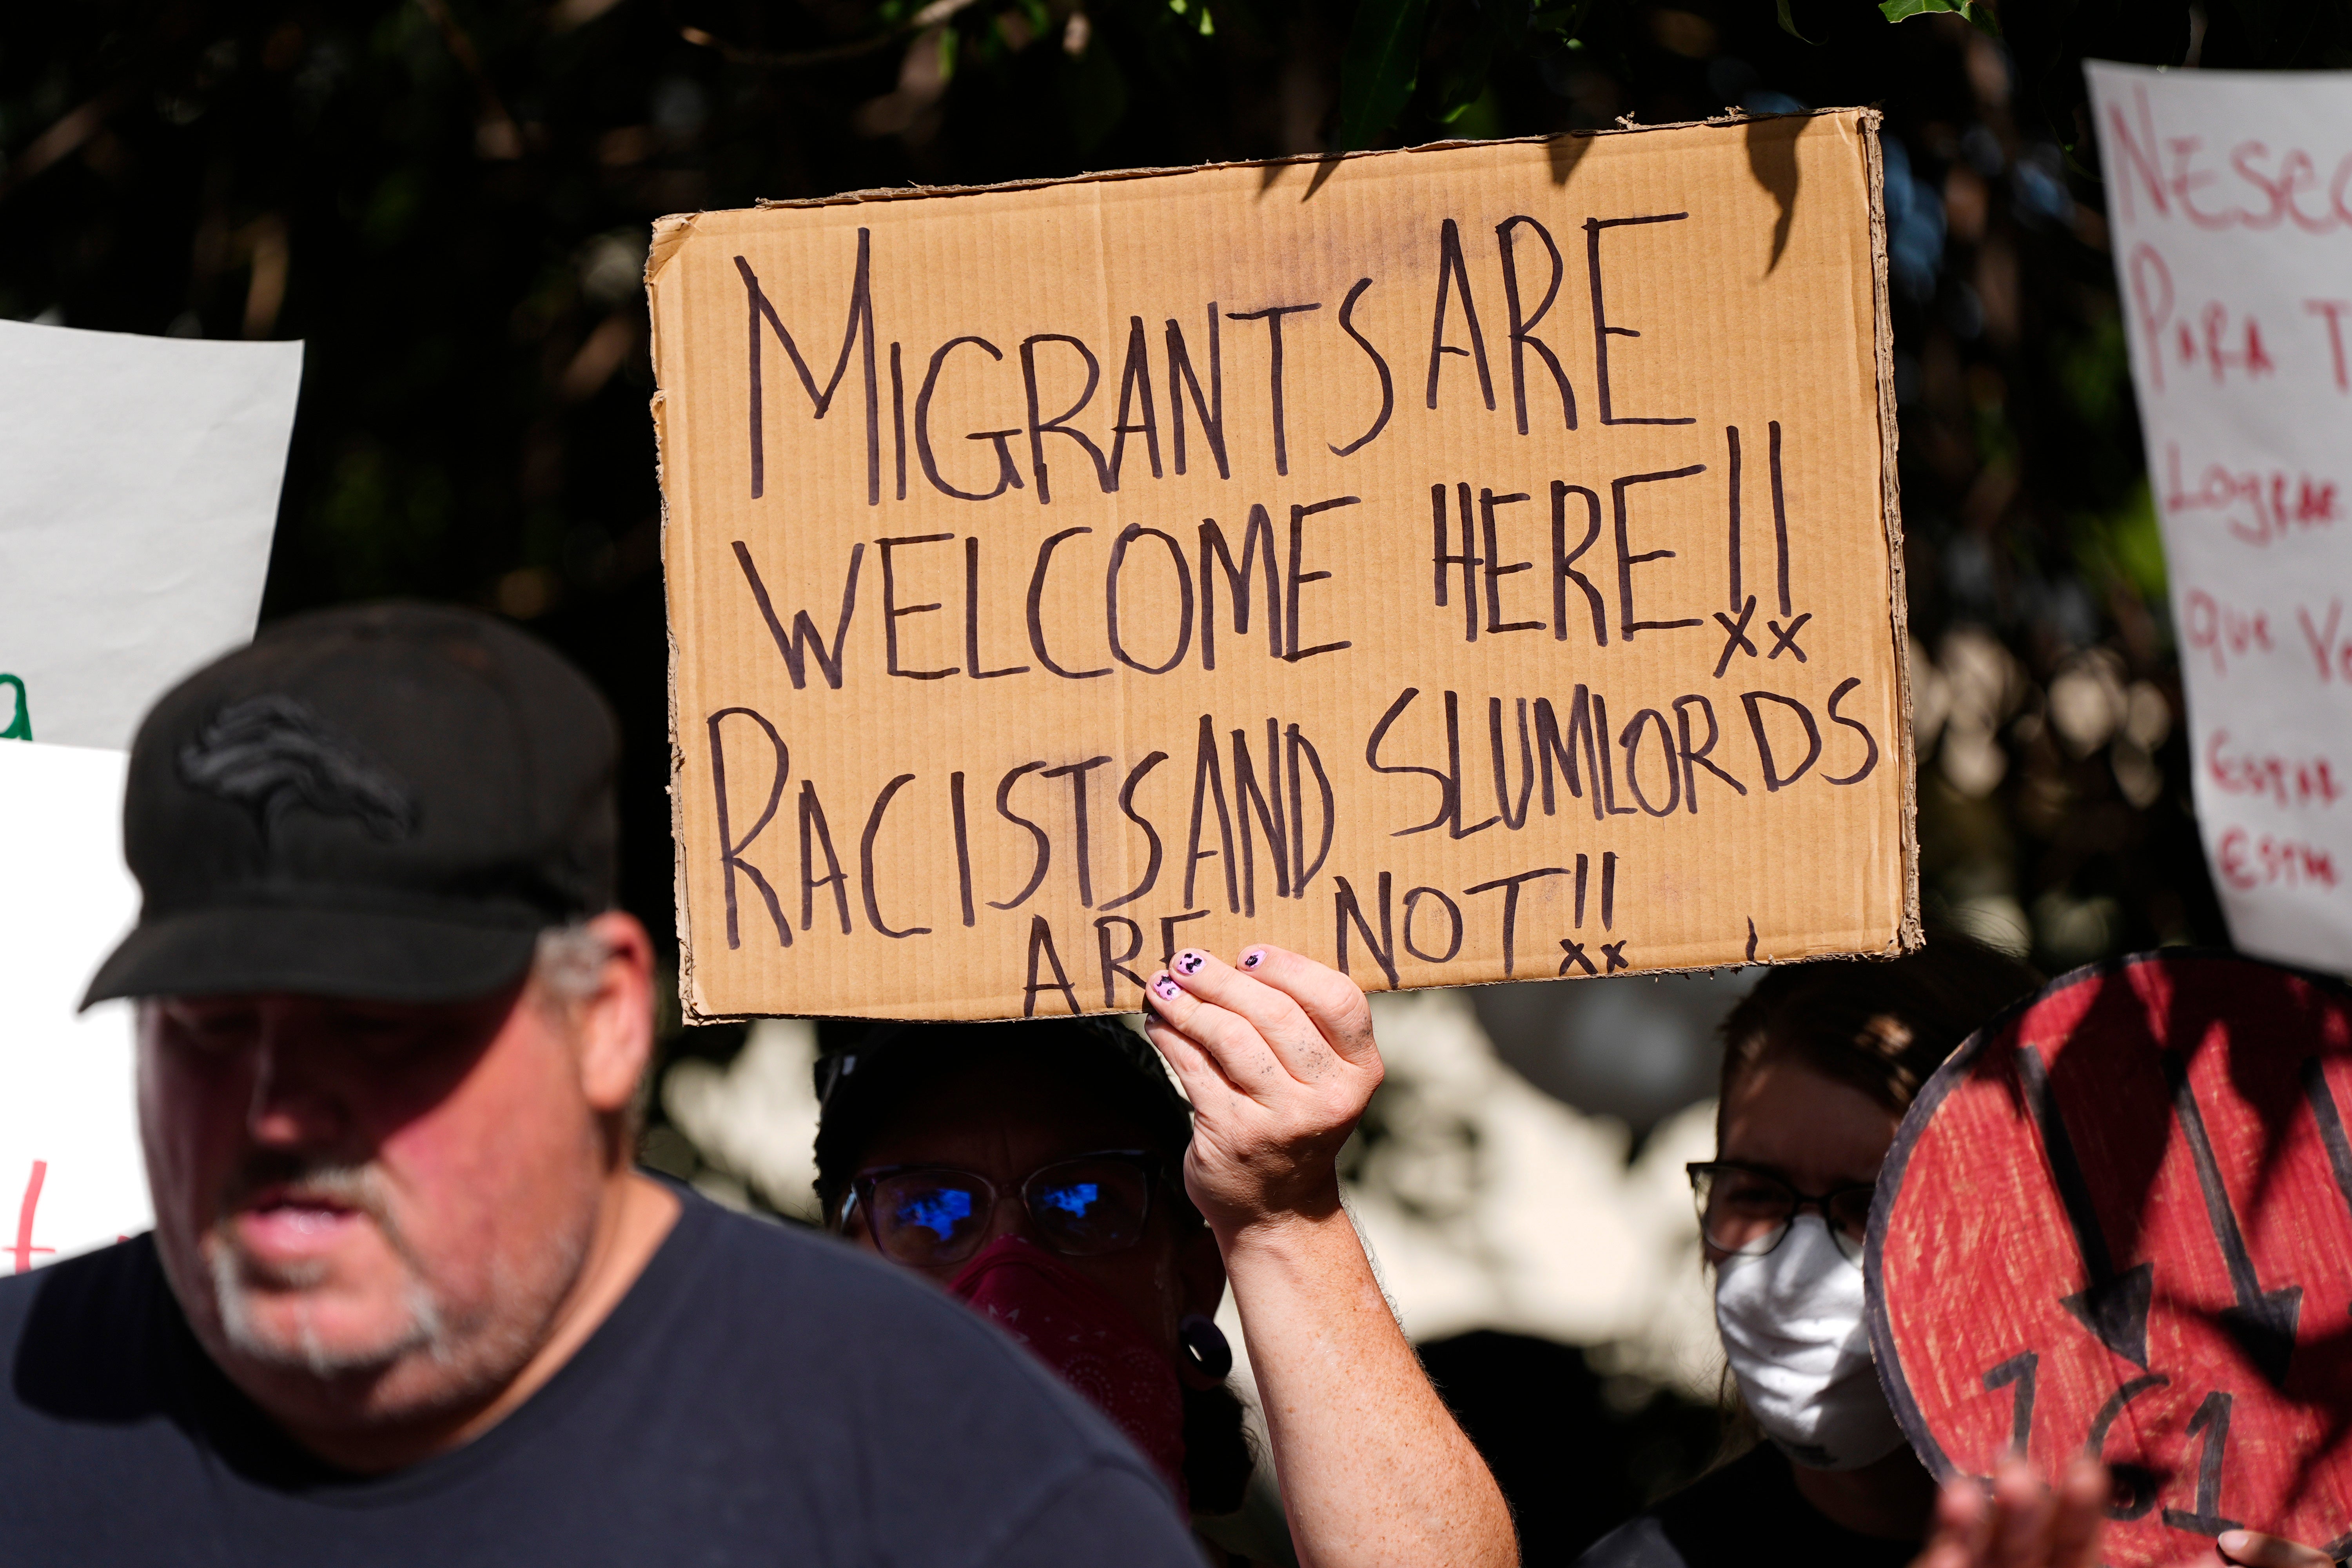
1175;950;1205;976
1240;948;1265;969
1152;973;1181;1000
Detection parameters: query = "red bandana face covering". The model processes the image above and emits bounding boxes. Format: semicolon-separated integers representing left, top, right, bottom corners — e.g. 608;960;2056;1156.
949;1235;1188;1507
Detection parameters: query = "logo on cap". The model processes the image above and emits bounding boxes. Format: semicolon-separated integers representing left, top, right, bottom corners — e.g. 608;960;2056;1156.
178;694;418;843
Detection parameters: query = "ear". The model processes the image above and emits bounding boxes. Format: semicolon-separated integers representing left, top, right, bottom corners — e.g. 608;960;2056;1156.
571;911;657;1116
1176;1221;1227;1319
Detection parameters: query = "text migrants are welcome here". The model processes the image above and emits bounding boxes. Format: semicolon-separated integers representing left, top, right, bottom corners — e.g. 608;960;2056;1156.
650;111;1917;1022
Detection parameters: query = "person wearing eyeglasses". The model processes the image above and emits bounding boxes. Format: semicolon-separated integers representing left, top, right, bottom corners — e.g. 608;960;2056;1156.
1579;937;2337;1568
813;945;1516;1568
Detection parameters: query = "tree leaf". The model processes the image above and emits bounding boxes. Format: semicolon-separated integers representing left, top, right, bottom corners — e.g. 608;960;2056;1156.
1528;0;1593;49
1431;16;1499;129
1337;0;1435;151
1777;0;1821;43
1880;0;2003;36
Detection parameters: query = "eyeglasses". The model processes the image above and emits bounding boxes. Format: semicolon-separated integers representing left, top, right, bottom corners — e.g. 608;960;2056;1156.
1686;1161;1875;1264
846;1151;1160;1269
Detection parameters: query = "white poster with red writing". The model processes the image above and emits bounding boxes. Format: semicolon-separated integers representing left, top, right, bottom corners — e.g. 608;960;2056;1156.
2089;63;2352;975
0;742;151;1270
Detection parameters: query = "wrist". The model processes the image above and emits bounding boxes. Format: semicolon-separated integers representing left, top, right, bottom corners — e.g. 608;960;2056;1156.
1207;1180;1352;1257
1212;1195;1395;1346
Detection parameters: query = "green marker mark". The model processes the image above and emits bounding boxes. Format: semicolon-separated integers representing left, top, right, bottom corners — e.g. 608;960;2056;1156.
0;675;30;742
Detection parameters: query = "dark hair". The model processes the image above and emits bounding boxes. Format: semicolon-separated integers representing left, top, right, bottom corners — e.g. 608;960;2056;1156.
1716;931;2042;1131
812;1019;1192;1222
811;1018;1256;1516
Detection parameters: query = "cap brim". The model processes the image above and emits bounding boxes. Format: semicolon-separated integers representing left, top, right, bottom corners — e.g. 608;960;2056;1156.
81;906;541;1009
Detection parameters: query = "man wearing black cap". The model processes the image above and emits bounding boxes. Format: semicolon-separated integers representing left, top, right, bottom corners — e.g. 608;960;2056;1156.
0;603;1202;1564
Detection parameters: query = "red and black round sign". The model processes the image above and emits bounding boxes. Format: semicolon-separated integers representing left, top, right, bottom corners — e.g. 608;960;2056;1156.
1867;951;2352;1564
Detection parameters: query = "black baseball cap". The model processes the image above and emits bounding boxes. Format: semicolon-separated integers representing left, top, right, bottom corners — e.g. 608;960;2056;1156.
82;602;620;1008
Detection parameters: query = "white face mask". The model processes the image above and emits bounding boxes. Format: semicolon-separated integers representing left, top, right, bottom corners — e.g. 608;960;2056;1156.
1714;1215;1907;1471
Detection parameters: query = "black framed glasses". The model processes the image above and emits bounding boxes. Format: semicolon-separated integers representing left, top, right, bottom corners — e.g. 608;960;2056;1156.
1686;1161;1875;1264
847;1151;1161;1268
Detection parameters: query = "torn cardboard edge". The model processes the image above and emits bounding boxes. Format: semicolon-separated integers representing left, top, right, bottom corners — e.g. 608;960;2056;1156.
1860;111;1924;955
642;109;1864;284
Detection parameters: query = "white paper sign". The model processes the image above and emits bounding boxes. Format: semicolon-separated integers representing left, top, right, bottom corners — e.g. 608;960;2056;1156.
0;742;150;1266
0;320;300;750
2088;64;2352;973
0;321;300;1265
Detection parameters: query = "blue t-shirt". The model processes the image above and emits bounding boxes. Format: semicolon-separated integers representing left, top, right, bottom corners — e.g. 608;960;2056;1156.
0;1184;1201;1566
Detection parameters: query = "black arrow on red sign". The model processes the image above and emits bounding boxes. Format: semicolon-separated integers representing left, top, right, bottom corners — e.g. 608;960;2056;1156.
2166;1051;2301;1389
2297;1056;2352;1320
2018;1045;2153;1368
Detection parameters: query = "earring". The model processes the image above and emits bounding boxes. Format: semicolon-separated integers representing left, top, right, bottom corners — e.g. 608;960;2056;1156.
1178;1311;1233;1381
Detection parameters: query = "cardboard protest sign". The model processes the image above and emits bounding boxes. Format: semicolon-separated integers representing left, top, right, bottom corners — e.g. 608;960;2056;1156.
650;112;1916;1022
0;742;151;1270
1868;952;2352;1561
0;319;300;751
2086;64;2352;976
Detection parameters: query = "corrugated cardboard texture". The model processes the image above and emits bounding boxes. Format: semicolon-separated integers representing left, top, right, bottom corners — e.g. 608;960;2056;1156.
650;110;1917;1022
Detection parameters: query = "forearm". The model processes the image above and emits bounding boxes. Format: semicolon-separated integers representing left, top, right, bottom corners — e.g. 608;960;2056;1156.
1137;945;1511;1564
1217;1203;1517;1568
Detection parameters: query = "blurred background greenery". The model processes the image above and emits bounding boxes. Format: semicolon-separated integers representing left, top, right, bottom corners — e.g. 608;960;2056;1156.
6;0;2347;1551
14;0;2345;992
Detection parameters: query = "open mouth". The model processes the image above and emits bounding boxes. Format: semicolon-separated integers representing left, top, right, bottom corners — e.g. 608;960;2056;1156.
232;1185;368;1254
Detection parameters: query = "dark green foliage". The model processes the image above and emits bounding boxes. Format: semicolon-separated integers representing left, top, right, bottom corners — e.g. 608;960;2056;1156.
1338;0;1435;148
1879;1;1998;40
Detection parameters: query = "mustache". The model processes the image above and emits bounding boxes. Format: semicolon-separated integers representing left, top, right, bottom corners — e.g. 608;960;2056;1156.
212;1151;435;1290
218;1152;392;1224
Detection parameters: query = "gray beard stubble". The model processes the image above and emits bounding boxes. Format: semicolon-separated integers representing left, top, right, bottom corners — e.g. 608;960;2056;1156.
208;1162;452;1379
205;1129;600;1399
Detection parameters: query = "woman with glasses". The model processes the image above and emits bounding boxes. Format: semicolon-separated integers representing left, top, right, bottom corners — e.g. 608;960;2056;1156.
1577;935;2037;1568
1579;939;2332;1568
813;943;1515;1568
